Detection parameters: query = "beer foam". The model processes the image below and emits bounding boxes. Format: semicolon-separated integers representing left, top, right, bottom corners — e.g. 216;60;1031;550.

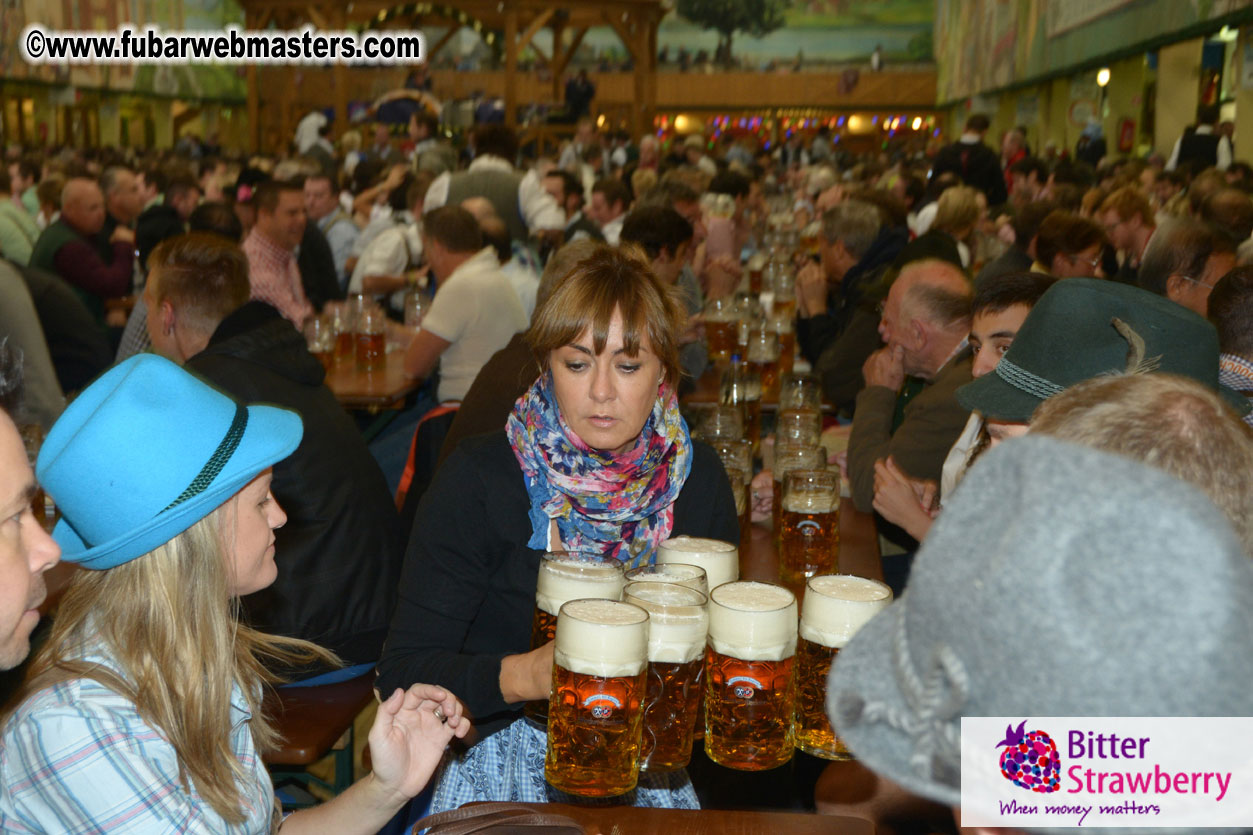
625;582;709;664
657;537;739;591
554;599;648;677
660;536;736;554
535;558;624;616
708;581;797;661
626;563;708;594
782;491;839;514
799;575;892;648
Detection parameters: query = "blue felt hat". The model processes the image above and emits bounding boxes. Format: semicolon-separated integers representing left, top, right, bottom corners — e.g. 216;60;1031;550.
36;355;303;570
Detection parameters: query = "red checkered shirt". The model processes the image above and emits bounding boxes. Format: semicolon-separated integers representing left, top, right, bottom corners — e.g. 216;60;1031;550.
243;228;313;326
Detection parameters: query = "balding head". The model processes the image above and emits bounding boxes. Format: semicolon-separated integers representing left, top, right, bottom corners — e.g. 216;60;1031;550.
460;196;497;226
60;178;107;236
879;259;973;379
1201;188;1253;245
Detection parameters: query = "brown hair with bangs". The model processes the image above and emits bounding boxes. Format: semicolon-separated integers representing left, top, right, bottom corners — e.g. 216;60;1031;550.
526;243;685;386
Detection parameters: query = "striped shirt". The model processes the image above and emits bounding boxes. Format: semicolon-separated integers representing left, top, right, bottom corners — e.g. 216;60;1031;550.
243;228;313;327
0;659;278;834
1219;353;1253;428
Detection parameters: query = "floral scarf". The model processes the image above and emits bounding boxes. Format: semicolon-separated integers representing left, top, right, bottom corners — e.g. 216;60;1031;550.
506;372;692;569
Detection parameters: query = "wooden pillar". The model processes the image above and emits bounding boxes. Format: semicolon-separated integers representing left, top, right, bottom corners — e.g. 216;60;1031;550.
504;8;519;129
641;15;658;139
245;7;261;153
631;25;646;139
331;6;349;135
550;18;565;105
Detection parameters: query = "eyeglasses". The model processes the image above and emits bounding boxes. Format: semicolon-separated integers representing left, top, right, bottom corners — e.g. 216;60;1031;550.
1067;253;1102;269
1179;275;1216;290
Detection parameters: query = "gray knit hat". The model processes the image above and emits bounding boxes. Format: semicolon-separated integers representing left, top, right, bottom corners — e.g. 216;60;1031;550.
827;435;1253;834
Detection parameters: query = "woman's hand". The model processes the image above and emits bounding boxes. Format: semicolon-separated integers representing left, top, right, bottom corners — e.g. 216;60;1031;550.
749;469;774;522
872;456;937;542
499;640;555;705
678;313;704;346
368;685;469;805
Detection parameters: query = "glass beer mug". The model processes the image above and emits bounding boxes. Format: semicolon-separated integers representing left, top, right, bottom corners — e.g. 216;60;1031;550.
545;598;649;796
704;581;798;771
793;575;892;759
624;581;710;772
525;552;624;726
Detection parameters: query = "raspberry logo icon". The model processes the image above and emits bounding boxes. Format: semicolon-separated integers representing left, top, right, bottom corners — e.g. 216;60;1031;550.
996;720;1061;793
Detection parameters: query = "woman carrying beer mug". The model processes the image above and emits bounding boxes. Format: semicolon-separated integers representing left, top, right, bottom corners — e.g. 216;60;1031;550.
0;355;468;833
378;245;740;811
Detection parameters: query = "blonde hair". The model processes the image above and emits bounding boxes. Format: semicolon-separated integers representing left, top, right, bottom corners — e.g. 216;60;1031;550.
526;244;685;386
15;499;333;824
932;185;981;236
1031;373;1253;552
630;168;658;203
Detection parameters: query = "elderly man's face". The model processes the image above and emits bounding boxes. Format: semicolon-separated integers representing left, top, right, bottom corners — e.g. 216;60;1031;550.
63;183;107;236
257;190;306;251
1174;251;1237;317
1001;131;1022;159
878;278;906;349
0;413;60;670
107;170;143;223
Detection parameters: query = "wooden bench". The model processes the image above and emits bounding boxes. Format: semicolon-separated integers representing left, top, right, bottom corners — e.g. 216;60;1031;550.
263;673;376;807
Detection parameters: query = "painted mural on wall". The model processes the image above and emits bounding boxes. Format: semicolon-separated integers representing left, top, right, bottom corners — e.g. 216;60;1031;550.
936;0;1251;103
661;0;934;66
505;0;934;71
0;0;246;99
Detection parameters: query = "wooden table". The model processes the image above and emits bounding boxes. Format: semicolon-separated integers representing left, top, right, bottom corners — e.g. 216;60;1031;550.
465;802;876;834
324;351;419;412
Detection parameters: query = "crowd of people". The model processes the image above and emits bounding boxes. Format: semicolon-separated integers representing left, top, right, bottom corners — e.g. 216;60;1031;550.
0;90;1252;834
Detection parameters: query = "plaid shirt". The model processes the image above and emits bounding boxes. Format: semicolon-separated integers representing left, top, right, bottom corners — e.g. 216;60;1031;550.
427;716;698;814
243;228;313;327
1219;353;1253;428
0;658;277;834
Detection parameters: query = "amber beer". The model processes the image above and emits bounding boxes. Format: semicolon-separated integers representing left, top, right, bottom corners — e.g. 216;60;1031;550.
333;330;355;365
657;536;739;592
525;553;625;726
724;465;752;549
747;253;767;295
624;582;709;772
355;306;387;371
771;444;827;535
794;575;892;759
355;331;385;371
545;598;649;797
747;331;781;399
779;470;840;583
705;297;739;363
769;314;796;377
704;582;798;770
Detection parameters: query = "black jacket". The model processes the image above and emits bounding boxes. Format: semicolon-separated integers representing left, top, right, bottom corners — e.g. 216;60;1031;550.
930;138;1008;207
297;222;344;310
186;302;403;670
796;224;909;365
15;262;111;394
377;431;740;738
135;203;185;271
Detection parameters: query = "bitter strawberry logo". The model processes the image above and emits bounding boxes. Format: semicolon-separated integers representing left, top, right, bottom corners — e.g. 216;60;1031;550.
996;720;1061;793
